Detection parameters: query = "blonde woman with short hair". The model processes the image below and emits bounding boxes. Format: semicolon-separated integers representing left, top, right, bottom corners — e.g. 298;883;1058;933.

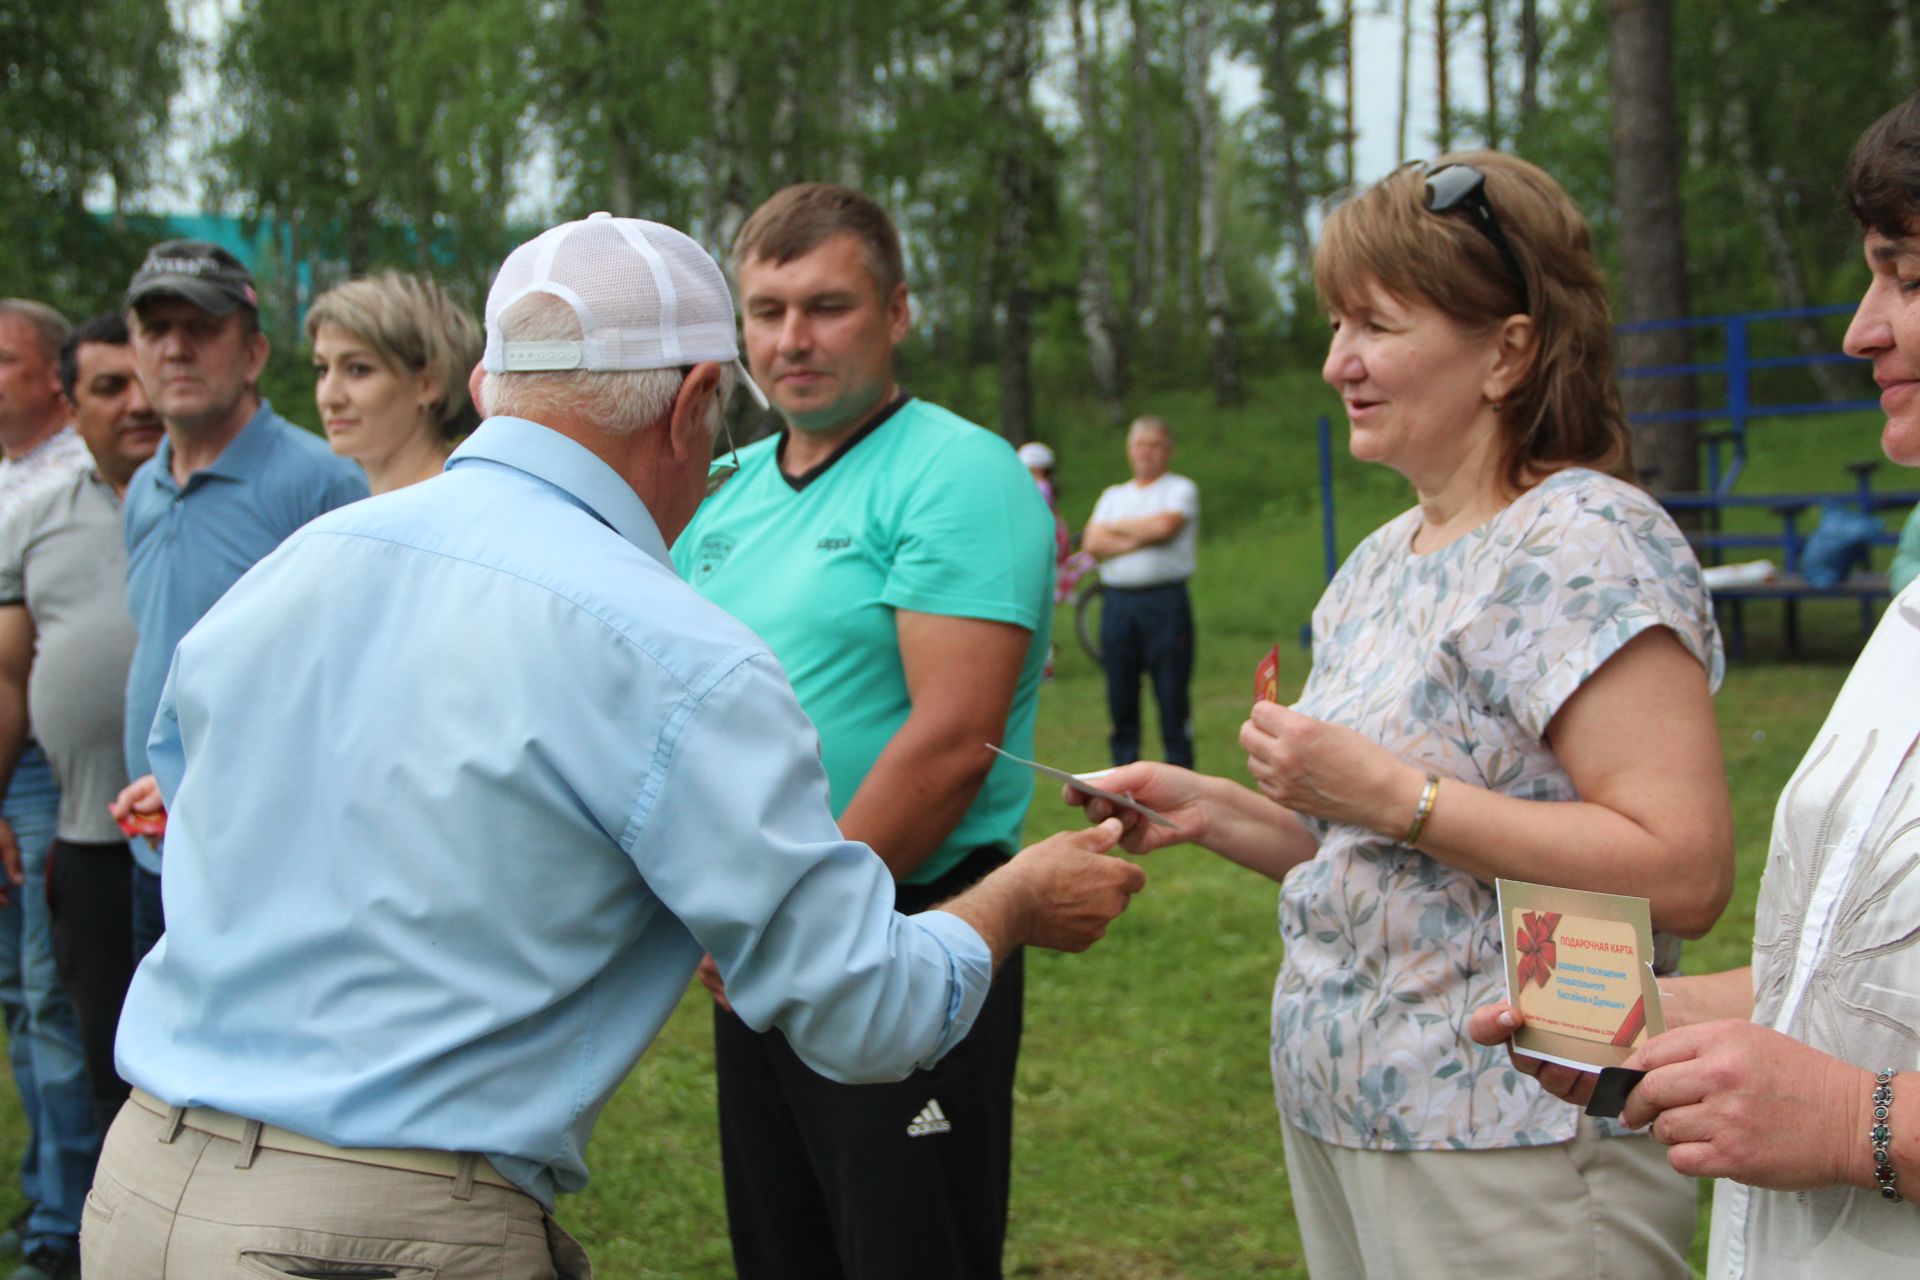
307;273;481;494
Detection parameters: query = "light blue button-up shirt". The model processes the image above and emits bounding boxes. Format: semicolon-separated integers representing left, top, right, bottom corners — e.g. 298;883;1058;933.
122;399;368;871
114;418;993;1208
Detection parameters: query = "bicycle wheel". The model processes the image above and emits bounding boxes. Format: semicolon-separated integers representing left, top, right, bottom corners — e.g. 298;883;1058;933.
1072;579;1104;664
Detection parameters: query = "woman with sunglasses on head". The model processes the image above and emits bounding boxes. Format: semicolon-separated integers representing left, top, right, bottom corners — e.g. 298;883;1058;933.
307;272;483;495
1472;91;1920;1280
1068;152;1732;1278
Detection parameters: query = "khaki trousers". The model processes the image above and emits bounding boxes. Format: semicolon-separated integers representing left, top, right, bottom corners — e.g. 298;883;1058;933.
82;1097;594;1279
1282;1118;1696;1280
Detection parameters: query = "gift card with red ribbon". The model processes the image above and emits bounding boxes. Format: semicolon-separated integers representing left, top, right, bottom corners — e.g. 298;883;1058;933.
1254;644;1280;704
1495;878;1664;1073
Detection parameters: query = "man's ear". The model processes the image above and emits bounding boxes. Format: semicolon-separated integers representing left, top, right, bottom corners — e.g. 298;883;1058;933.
667;361;724;462
885;282;911;345
245;330;272;386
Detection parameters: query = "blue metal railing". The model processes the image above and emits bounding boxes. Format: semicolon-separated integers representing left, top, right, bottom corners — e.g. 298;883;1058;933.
1616;303;1877;493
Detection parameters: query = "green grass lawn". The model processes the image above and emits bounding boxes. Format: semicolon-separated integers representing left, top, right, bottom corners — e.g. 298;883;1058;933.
0;379;1885;1276
536;572;1849;1279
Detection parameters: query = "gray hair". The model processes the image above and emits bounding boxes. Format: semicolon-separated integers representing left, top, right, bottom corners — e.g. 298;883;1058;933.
480;293;730;438
1128;414;1173;443
0;299;72;365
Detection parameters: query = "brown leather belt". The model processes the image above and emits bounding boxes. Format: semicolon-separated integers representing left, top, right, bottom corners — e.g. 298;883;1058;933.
129;1087;515;1190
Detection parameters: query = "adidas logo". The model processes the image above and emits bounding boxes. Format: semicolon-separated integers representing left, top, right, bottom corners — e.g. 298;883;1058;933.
905;1098;951;1137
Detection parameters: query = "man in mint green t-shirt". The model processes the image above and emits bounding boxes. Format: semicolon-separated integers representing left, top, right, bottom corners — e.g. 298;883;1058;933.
674;184;1054;1280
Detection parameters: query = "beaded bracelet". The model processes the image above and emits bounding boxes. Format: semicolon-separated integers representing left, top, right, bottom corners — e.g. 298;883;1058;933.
1873;1069;1900;1202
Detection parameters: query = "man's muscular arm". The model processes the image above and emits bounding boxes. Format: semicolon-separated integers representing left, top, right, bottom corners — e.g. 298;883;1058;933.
837;609;1030;878
694;608;1030;1007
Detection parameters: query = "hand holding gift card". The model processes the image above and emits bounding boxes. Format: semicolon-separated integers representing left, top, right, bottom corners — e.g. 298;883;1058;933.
1496;878;1666;1117
1254;644;1280;704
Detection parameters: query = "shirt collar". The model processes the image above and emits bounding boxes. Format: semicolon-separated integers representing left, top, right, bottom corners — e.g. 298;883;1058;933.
5;423;79;468
448;417;671;568
147;398;281;492
84;468;125;509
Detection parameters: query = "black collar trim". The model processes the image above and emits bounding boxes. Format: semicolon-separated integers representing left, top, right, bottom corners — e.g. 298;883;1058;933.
777;393;910;492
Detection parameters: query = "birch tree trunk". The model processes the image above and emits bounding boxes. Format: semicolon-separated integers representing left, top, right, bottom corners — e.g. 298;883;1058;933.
1608;0;1698;491
1342;0;1356;186
1071;0;1128;420
997;0;1035;444
1187;4;1241;405
1128;0;1154;320
1894;0;1917;84
837;0;861;187
1267;0;1311;266
1482;0;1500;149
581;0;634;215
705;0;747;255
1397;0;1414;164
769;34;801;187
1520;0;1540;138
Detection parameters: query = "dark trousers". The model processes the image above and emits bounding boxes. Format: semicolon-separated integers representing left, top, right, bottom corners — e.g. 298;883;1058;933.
1100;581;1195;768
715;848;1023;1280
129;863;163;966
48;839;135;1134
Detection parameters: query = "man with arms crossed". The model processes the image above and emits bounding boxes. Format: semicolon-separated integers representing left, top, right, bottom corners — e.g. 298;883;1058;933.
0;315;162;1153
1083;415;1199;768
112;242;366;956
82;213;1143;1280
676;183;1056;1280
0;301;98;1280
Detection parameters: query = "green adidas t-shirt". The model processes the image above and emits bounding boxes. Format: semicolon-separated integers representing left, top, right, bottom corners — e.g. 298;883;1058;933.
674;397;1054;884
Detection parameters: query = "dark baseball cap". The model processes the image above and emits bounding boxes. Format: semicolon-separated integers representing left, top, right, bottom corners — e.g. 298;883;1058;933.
124;240;260;315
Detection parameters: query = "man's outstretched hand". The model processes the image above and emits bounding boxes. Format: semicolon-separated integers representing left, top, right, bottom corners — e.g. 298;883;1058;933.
945;819;1146;960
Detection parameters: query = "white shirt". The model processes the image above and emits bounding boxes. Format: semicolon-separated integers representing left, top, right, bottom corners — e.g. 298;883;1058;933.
1089;472;1199;587
1708;581;1920;1277
0;425;89;507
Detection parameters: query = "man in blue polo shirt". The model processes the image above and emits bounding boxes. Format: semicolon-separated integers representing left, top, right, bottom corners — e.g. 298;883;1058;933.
113;242;366;957
675;184;1055;1280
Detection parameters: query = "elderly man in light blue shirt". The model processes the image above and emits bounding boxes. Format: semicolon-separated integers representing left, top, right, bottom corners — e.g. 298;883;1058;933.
83;215;1144;1280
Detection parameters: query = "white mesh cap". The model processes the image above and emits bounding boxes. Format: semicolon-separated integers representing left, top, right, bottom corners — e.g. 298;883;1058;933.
483;211;767;408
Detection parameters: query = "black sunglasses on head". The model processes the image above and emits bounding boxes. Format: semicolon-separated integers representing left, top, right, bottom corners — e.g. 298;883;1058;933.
1422;163;1531;316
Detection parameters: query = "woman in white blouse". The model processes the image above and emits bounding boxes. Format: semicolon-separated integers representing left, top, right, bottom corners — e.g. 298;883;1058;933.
1069;152;1734;1278
1474;89;1920;1280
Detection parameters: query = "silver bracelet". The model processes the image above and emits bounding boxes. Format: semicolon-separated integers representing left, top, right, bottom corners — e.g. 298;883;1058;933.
1874;1069;1900;1202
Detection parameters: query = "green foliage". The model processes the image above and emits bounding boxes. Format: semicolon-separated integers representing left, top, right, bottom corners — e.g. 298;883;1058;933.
0;0;181;311
1530;0;1903;337
214;0;536;307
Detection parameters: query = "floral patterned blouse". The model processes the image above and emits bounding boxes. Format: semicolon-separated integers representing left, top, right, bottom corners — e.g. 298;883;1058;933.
1709;584;1920;1278
1279;468;1723;1151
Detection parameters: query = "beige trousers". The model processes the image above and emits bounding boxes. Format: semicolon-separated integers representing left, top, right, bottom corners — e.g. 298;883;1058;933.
1282;1118;1696;1280
82;1098;594;1280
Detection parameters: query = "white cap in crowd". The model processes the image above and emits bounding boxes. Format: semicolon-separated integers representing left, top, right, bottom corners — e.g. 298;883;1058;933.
1017;441;1056;469
483;212;767;409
